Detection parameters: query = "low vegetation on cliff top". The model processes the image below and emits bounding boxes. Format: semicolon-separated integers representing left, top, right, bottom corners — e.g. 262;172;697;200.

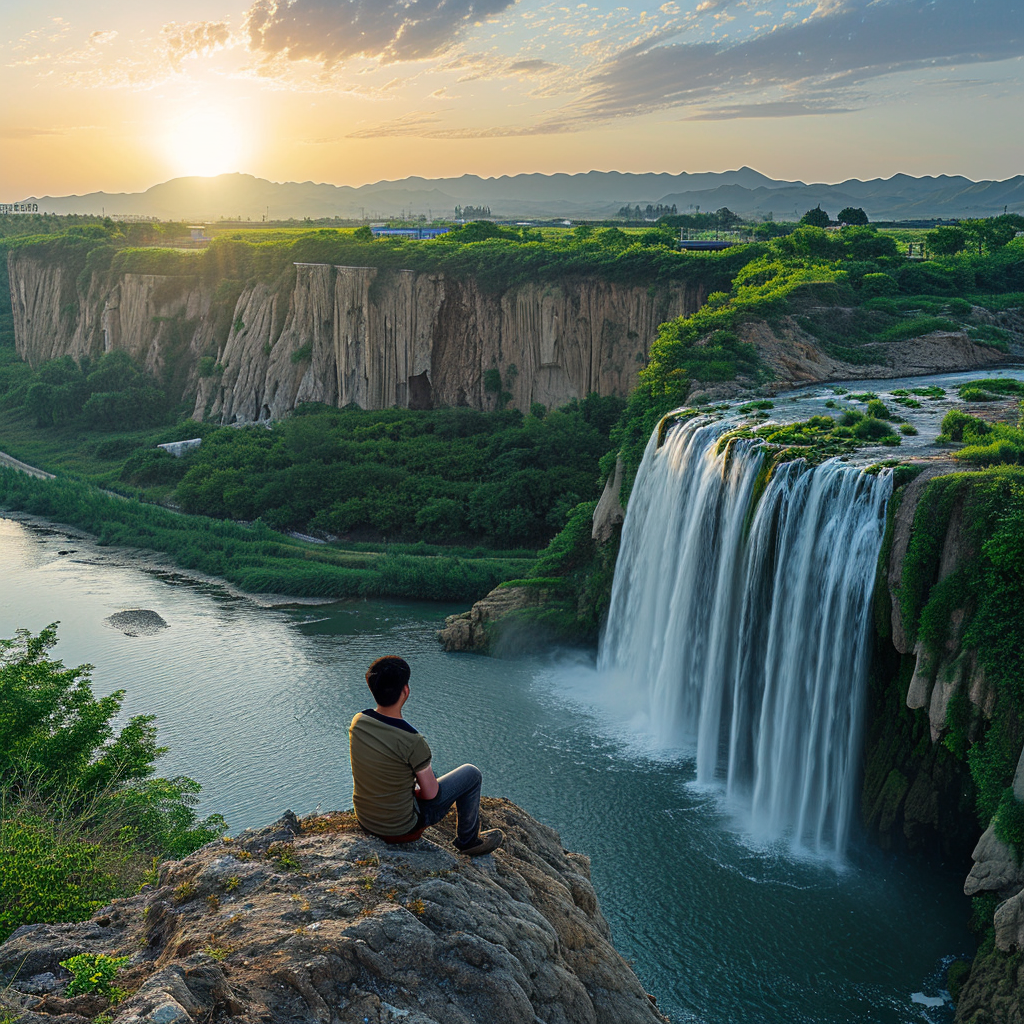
0;624;225;942
607;226;1024;487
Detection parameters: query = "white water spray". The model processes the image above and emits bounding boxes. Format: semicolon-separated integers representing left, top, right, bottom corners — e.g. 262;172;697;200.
599;416;892;855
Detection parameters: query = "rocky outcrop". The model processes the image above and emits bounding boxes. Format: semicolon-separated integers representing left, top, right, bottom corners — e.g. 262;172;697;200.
862;465;991;857
592;457;625;545
437;585;553;653
0;800;666;1024
742;314;1011;386
863;465;1024;1021
8;252;702;422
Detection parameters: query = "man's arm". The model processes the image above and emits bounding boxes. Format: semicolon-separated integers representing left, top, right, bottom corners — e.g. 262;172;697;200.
414;764;439;801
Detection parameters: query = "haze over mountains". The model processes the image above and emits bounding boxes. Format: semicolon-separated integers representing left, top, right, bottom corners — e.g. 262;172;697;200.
19;169;1024;222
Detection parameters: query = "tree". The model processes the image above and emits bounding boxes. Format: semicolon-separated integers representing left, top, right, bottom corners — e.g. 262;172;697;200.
0;625;226;940
800;206;831;228
352;225;373;242
926;225;967;256
716;207;741;230
837;207;868;226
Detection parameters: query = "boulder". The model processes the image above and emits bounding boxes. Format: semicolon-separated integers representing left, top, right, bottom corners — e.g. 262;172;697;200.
964;823;1024;897
437;585;552;653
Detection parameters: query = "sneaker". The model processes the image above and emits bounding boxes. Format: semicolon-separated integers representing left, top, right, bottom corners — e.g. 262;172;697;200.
454;829;504;856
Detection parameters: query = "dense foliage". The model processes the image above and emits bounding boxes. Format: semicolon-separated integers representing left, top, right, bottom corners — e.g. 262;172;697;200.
1;625;225;941
4;351;172;430
6;220;752;301
0;469;534;601
167;397;622;546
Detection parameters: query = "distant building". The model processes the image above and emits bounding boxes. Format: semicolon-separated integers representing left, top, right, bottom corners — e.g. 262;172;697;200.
189;225;210;242
370;227;451;239
677;238;735;251
157;438;202;458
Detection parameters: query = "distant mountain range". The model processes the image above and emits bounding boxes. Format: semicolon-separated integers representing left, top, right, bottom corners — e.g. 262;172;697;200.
17;169;1024;222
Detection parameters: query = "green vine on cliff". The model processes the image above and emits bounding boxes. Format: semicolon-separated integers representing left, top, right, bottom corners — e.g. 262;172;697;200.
897;468;1024;825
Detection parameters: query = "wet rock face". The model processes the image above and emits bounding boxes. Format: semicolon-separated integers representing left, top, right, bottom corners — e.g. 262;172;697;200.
0;800;666;1024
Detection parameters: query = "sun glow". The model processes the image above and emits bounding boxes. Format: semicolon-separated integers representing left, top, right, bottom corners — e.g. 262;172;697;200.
160;107;250;178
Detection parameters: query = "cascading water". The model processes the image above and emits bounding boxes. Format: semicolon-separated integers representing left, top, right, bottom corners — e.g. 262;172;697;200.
599;415;892;856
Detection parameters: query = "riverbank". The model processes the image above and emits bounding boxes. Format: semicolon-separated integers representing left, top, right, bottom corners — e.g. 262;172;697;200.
0;469;536;604
1;511;338;608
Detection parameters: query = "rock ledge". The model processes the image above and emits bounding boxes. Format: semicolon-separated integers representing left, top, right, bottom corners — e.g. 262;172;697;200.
0;799;665;1024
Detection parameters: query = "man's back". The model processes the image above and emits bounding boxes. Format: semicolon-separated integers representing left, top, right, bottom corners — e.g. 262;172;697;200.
349;709;431;837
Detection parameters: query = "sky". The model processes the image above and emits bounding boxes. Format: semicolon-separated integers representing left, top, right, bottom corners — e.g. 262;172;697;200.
1;0;1021;198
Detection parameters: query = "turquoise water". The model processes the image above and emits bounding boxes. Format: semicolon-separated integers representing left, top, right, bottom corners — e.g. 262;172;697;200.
0;516;971;1023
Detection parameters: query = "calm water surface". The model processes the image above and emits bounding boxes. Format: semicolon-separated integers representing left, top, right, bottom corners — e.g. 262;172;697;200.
0;516;971;1023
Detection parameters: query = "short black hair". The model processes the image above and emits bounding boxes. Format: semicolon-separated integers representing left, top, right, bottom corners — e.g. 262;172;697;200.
366;656;411;706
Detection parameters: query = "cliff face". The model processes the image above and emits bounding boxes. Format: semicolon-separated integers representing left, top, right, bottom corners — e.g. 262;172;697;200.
862;464;1024;1023
0;800;666;1024
9;252;701;422
742;313;1012;387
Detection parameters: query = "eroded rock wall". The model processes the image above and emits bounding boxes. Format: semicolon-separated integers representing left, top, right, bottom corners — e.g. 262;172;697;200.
862;465;1024;1023
9;252;699;423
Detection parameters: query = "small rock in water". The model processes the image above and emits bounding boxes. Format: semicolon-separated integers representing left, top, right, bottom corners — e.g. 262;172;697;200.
105;609;168;636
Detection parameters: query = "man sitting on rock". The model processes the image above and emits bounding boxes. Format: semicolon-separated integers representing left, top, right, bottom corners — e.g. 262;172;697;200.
349;655;503;856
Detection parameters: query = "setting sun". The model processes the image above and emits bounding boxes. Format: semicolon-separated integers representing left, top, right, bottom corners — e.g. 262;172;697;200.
160;107;250;179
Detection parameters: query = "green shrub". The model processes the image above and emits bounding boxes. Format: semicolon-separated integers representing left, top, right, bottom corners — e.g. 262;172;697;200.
0;625;226;940
860;272;898;298
0;812;130;941
866;399;895;420
853;416;898;441
994;787;1024;853
59;953;130;1000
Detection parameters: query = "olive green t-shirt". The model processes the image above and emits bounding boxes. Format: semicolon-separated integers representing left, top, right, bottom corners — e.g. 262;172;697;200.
349;710;432;836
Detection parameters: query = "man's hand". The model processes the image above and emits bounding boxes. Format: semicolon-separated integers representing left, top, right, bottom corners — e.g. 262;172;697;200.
414;764;439;801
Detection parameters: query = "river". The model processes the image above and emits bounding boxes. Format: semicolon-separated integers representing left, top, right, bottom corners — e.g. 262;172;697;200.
0;513;971;1023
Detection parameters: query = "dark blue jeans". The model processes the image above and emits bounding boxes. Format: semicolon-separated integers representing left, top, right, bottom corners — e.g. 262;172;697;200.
416;763;481;846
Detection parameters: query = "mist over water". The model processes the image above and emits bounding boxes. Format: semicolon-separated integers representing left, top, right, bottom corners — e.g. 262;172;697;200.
0;515;968;1022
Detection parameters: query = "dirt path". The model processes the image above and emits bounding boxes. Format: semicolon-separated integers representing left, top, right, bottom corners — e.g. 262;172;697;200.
0;450;54;480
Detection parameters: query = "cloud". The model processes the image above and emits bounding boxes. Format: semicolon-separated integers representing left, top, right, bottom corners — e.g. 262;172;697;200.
162;20;233;71
0;127;64;139
346;111;444;137
684;98;856;118
506;58;558;74
245;0;518;65
571;0;1024;123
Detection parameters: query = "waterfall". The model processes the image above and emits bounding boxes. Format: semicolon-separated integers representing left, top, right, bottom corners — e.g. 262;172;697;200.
598;416;892;856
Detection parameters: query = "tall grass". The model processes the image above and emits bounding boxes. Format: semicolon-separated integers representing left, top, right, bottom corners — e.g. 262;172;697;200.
0;470;533;602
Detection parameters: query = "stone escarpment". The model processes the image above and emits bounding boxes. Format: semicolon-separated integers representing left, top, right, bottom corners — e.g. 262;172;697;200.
862;460;1024;1022
0;799;666;1024
8;252;702;421
742;312;1013;387
863;464;995;860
